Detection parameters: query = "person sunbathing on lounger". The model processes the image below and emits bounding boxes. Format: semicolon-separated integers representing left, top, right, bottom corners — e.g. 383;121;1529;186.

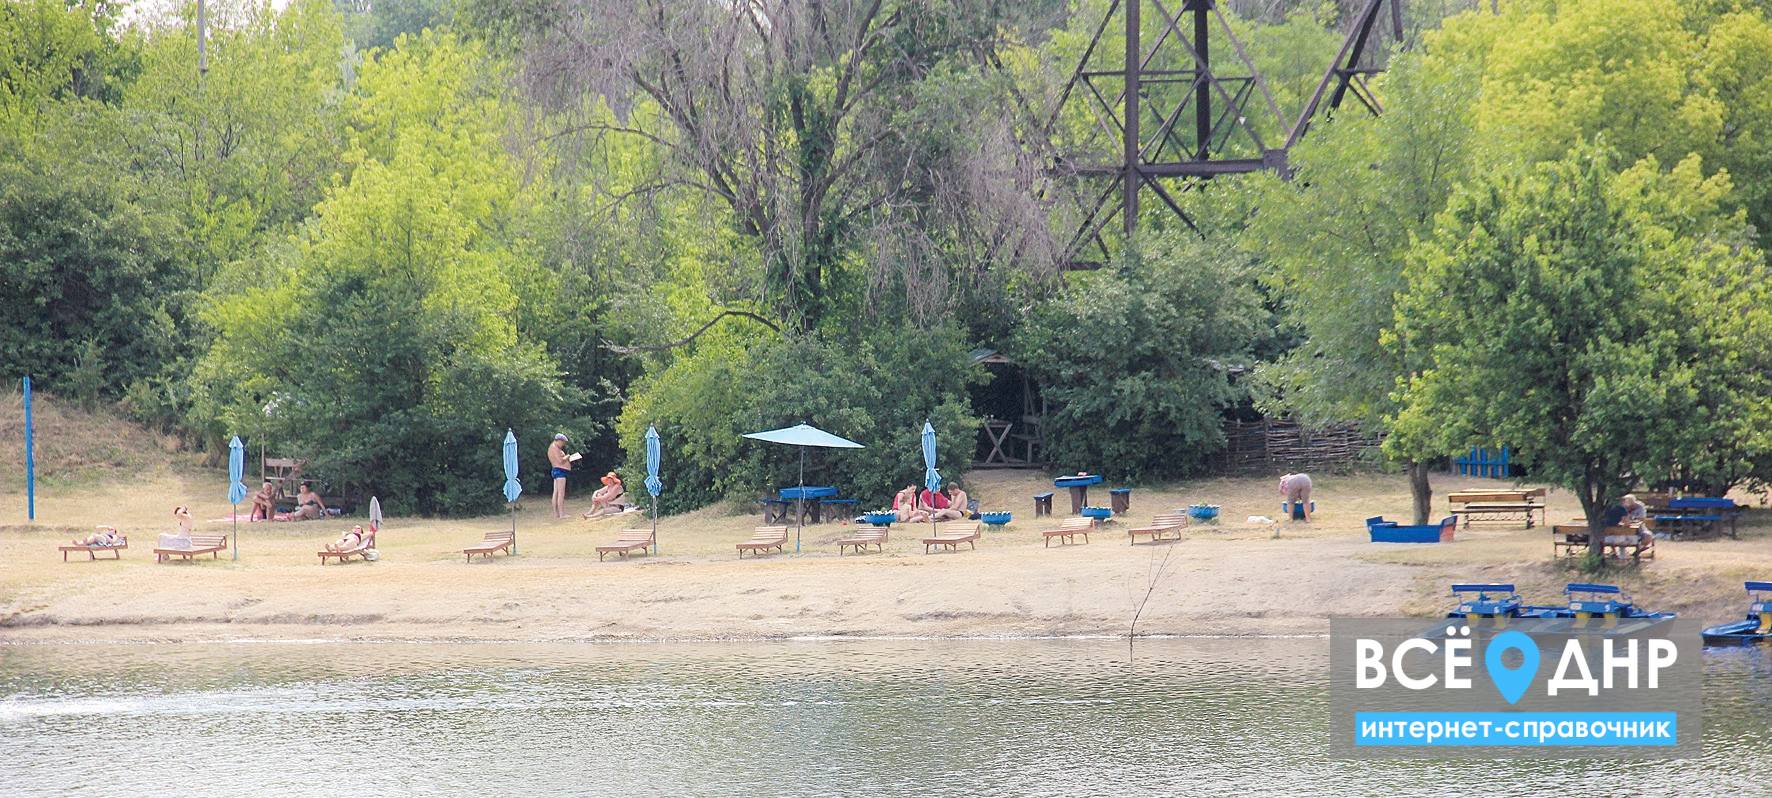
583;472;626;518
157;506;194;550
291;482;327;520
250;481;278;521
72;525;122;547
324;525;367;552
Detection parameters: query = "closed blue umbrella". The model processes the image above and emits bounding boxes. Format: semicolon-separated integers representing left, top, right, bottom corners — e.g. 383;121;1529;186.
228;436;249;561
921;421;941;536
503;429;521;554
645;425;663;554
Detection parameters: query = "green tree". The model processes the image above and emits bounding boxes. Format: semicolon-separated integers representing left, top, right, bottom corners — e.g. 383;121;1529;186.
191;32;574;514
1392;145;1772;546
0;157;182;396
1014;231;1268;481
1247;50;1479;522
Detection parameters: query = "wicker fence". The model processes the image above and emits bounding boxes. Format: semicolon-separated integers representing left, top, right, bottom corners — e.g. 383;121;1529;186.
1209;419;1380;475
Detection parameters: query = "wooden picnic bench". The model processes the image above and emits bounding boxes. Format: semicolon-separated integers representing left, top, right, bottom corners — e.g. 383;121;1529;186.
1448;488;1547;528
922;521;981;553
1127;514;1187;545
60;537;127;561
463;530;514;562
737;525;788;558
834;525;889;555
318;529;375;564
1041;516;1096;547
597;528;655;561
1553;524;1655;563
155;534;228;563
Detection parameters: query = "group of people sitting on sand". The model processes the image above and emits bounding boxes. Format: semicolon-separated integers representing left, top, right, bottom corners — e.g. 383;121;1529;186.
890;480;975;523
247;481;328;521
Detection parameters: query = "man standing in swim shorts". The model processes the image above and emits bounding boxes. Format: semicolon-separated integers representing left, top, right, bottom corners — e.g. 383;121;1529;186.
1280;472;1313;522
548;433;573;519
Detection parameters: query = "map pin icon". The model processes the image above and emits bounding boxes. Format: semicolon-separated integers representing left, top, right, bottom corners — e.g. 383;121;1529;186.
1484;630;1541;705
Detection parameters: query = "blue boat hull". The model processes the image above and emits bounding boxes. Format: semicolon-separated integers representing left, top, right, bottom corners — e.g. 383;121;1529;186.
1702;619;1771;647
1369;526;1453;543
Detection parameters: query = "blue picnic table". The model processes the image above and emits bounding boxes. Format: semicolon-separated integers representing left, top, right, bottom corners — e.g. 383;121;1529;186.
771;485;842;524
1652;497;1742;539
1054;474;1103;515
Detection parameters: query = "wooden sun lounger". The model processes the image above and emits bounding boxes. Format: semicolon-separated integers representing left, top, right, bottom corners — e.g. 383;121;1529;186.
1128;514;1187;545
318;531;375;564
463;530;514;562
737;525;789;558
61;537;128;561
922;521;981;553
835;524;889;555
155;534;228;563
597;528;655;561
1042;516;1096;547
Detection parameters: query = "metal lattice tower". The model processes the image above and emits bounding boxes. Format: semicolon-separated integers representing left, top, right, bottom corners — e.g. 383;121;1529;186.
1046;0;1409;267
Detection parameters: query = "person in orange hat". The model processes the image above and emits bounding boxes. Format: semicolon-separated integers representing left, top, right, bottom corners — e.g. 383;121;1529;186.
584;471;626;519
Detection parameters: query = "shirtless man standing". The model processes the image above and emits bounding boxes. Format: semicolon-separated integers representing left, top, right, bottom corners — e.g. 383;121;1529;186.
548;433;573;519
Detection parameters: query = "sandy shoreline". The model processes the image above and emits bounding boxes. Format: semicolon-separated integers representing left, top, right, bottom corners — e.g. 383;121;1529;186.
4;471;1770;645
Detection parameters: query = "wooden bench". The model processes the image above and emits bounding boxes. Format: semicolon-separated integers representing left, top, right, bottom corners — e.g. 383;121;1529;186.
597;528;655;561
923;522;981;553
155;534;228;563
61;537;127;561
1553;524;1654;562
835;525;889;555
1449;488;1547;528
463;530;514;562
1033;492;1054;517
1041;516;1095;547
737;525;788;558
318;530;375;564
1127;514;1187;545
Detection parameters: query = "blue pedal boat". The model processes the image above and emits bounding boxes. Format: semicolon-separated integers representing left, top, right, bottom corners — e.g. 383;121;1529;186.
1550;583;1675;620
1366;516;1456;543
1701;581;1772;647
1445;583;1561;620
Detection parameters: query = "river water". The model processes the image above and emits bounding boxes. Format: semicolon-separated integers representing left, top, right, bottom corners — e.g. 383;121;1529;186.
2;637;1767;797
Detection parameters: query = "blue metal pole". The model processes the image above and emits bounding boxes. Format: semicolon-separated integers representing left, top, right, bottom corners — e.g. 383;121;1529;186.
23;376;34;520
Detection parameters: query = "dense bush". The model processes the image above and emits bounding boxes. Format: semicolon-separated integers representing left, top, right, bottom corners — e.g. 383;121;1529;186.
616;326;979;514
1013;232;1268;481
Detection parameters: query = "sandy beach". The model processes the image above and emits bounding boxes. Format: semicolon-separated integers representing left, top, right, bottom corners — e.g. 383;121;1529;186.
4;469;1769;645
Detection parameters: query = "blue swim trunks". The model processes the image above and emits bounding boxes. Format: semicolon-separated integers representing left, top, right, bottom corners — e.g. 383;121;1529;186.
551;467;571;480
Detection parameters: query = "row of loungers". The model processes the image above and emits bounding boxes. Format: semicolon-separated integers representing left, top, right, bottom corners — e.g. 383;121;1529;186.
60;515;1189;565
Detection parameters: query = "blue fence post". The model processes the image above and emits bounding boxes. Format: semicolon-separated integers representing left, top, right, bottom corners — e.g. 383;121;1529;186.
23;376;34;521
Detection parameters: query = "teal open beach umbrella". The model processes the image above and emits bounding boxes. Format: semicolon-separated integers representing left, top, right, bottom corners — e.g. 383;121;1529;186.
742;423;865;553
228;436;249;561
502;429;521;554
921;420;941;535
644;424;662;554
